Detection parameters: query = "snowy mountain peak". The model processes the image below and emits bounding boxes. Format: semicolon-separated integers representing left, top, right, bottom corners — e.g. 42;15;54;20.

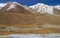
29;3;53;14
6;2;17;11
6;2;26;11
0;2;22;11
7;2;21;5
35;3;48;6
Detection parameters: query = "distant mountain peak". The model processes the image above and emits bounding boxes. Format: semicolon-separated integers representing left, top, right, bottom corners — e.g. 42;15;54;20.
0;2;22;10
29;3;53;14
29;3;60;15
6;2;16;11
7;2;21;5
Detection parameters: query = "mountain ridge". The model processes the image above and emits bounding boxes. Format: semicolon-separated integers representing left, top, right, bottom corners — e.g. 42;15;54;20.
0;2;60;15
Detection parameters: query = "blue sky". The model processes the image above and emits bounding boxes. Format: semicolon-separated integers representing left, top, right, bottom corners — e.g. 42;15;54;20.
0;0;60;6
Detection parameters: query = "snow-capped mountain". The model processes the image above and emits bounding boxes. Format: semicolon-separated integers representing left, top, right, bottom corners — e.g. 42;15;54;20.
29;3;53;14
29;3;60;15
0;2;37;13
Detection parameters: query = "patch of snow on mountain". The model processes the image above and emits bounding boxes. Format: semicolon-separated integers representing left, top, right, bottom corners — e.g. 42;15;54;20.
29;3;53;14
0;3;7;9
7;2;16;11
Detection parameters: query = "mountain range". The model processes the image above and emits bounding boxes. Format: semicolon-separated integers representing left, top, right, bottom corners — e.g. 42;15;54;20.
0;2;60;15
0;2;60;34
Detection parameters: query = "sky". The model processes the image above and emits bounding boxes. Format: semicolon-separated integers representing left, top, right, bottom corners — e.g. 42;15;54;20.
0;0;60;6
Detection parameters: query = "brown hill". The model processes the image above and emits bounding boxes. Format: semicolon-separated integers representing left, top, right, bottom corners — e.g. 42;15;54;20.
0;2;37;14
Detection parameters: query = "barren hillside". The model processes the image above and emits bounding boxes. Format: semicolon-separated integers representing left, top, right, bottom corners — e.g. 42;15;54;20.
0;2;60;35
